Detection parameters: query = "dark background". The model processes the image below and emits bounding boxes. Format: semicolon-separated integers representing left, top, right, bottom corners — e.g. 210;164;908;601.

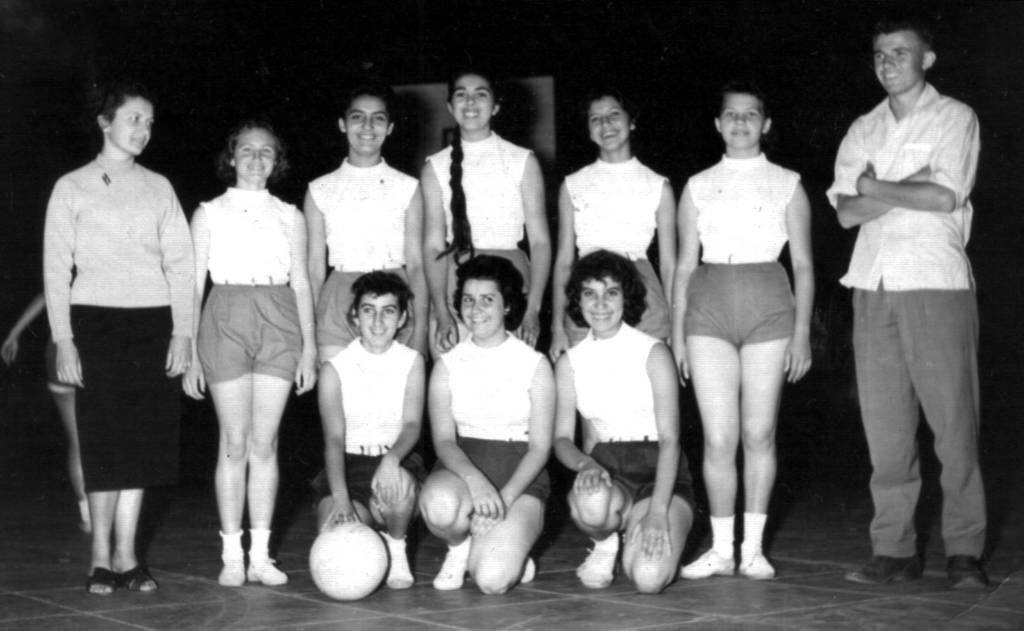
1;0;1021;540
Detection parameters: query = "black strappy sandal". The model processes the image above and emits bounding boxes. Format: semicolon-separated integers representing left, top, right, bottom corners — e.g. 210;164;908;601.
116;565;159;592
85;568;118;595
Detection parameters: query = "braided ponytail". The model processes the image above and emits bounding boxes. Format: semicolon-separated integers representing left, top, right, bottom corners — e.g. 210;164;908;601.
440;127;475;260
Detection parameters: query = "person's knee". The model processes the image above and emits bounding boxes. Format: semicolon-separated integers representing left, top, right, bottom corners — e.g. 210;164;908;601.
419;485;463;531
740;427;776;455
704;429;739;456
629;560;673;594
377;491;418;521
472;557;518;595
569;486;616;531
220;432;250;461
249;435;278;461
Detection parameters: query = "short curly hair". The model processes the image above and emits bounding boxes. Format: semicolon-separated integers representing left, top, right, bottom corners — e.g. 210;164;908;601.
216;120;290;186
349;271;413;318
565;250;647;329
453;255;527;331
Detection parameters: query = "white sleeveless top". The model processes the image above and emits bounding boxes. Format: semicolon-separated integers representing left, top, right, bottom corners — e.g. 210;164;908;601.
441;334;543;441
308;159;419;272
567;324;658;442
565;158;667;260
202;188;294;285
688;154;799;264
326;340;419;454
427;133;531;250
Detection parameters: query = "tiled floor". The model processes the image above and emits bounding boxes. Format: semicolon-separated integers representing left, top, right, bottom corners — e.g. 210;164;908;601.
1;365;1022;628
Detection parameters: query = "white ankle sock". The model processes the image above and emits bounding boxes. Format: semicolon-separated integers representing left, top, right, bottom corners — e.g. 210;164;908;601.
711;515;735;558
741;512;768;557
383;533;414;589
594;533;620;555
249;528;272;561
221;530;244;559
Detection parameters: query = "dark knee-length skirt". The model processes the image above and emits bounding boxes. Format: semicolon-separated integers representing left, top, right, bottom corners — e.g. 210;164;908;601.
71;305;180;492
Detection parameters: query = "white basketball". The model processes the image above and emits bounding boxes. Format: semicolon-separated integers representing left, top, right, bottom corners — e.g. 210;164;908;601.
309;523;388;601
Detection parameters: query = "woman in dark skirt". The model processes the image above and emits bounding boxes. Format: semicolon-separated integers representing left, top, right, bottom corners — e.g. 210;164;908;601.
43;82;195;595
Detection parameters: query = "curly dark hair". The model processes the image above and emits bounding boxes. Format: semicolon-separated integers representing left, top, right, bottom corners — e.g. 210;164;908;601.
565;250;647;329
348;270;413;318
216;120;290;186
581;86;637;124
453;255;526;331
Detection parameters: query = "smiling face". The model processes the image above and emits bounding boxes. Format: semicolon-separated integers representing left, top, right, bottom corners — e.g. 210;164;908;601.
459;278;508;346
873;30;934;100
588;96;634;160
579;277;625;339
341;95;393;164
99;97;154;161
716;92;770;158
231;127;278;190
354;292;406;354
448;74;499;140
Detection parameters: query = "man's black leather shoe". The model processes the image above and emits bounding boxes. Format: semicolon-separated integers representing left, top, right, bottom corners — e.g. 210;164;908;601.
947;555;988;590
845;555;922;584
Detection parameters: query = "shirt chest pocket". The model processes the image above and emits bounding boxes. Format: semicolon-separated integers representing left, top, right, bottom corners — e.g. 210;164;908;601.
893;143;933;178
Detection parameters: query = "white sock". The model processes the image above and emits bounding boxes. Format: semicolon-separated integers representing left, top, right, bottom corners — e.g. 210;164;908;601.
594;533;620;555
383;533;414;589
433;536;472;590
711;515;735;558
741;512;768;558
249;528;272;561
221;530;244;560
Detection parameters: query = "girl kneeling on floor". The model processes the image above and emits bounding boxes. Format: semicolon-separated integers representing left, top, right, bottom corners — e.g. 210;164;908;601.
313;271;427;589
554;249;695;593
419;255;555;594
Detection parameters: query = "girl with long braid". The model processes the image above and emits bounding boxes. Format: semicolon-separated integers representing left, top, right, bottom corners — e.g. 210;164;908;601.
422;71;551;355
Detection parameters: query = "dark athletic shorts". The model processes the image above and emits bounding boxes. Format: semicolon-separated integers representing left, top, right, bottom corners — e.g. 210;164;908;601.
312;451;426;510
589;440;695;508
432;436;550;502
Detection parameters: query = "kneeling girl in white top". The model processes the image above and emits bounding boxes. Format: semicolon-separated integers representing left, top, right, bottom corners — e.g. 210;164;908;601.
314;271;426;589
419;255;555;594
555;249;694;593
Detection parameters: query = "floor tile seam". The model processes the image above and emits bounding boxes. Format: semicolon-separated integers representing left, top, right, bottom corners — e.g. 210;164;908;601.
905;592;1023;613
766;579;936;600
719;595;902;621
630;616;798;630
256;611;469;630
0;589;132;618
0;609;154;630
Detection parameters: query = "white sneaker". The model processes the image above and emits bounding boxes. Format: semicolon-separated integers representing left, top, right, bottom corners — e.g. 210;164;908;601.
521;557;536;584
218;556;245;587
739;551;775;580
680;549;735;579
576;543;617;589
433;540;471;591
247;558;288;586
